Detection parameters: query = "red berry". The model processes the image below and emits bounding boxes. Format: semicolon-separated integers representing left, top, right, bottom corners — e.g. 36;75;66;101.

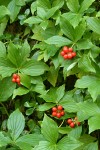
70;122;75;128
60;110;65;116
12;78;16;82
13;74;17;79
52;107;57;112
77;122;81;126
67;53;73;59
71;52;76;57
52;112;57;117
68;47;73;52
56;113;61;118
16;77;20;83
60;51;65;56
62;46;69;53
63;54;68;59
57;105;63;110
67;119;73;125
17;81;21;85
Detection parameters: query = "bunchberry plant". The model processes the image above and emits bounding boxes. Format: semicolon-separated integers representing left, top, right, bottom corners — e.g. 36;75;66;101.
0;0;100;149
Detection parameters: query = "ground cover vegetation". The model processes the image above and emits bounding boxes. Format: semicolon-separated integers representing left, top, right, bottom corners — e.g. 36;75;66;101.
0;0;100;149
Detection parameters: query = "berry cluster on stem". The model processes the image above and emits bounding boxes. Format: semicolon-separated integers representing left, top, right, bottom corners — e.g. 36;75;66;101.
52;105;65;119
12;74;21;85
60;46;76;59
67;117;81;128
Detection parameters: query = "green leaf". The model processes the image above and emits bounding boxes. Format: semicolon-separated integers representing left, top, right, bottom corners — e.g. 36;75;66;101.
75;75;100;101
15;142;32;150
67;62;77;72
46;6;58;19
88;114;100;133
20;60;48;76
78;55;96;73
19;74;31;88
8;0;21;22
77;102;100;121
62;12;82;28
24;16;42;24
58;127;72;135
68;126;82;139
7;41;30;68
15;0;25;6
61;100;78;113
37;7;46;19
0;18;8;36
7;42;24;68
37;0;51;9
0;41;6;58
38;103;55;111
76;39;93;50
57;136;82;150
0;58;17;78
87;17;100;35
0;0;10;6
0;6;10;20
0;77;16;102
75;135;97;150
0;132;11;147
26;108;34;116
31;2;37;15
12;87;29;99
67;0;80;13
40;85;65;103
41;115;58;143
74;21;86;42
16;133;44;147
79;0;95;13
52;0;64;9
40;88;57;103
21;40;30;60
96;11;100;17
47;66;58;87
83;142;98;150
60;16;75;41
45;36;72;47
34;141;58;150
7;109;25;141
56;84;65;102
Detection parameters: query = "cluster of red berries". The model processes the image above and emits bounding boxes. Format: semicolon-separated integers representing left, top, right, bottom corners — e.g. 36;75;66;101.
52;105;65;118
67;117;81;128
60;46;76;59
12;74;21;85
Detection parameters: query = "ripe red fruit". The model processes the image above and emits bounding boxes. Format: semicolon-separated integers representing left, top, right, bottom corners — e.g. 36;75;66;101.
52;107;57;112
67;53;73;59
12;78;16;82
16;77;20;83
67;119;73;125
13;74;18;79
62;46;69;53
70;122;75;128
71;52;76;57
57;105;63;110
63;54;68;59
77;122;81;126
52;112;57;117
68;47;73;52
56;112;61;118
60;110;65;116
60;51;65;56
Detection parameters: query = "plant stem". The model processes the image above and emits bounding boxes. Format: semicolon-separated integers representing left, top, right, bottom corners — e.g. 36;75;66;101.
0;102;9;117
59;120;64;128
